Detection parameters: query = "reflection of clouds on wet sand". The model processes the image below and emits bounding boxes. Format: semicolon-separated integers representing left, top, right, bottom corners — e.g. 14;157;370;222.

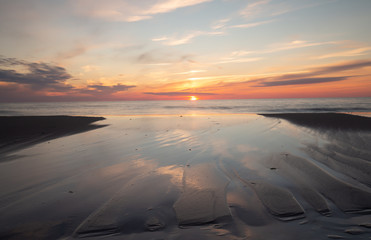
1;114;371;239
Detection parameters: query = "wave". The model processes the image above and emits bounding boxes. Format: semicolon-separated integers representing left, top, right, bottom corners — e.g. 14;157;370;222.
163;106;371;113
0;98;370;116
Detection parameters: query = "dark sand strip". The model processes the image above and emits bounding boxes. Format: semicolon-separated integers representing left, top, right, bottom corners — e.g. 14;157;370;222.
261;113;371;131
281;154;371;213
249;181;305;221
232;170;305;221
268;155;332;215
74;174;179;237
0;116;106;159
305;145;371;187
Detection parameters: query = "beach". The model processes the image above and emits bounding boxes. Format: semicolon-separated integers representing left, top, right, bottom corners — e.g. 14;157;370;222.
0;113;371;239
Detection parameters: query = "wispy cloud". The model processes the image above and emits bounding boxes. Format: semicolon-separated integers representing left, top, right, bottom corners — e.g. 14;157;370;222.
316;47;371;59
223;41;331;66
229;19;274;29
73;0;213;22
230;51;255;57
152;9;275;47
239;0;272;19
263;40;338;54
153;30;224;46
144;0;213;15
175;70;207;75
216;57;262;64
135;50;195;65
239;0;327;21
211;18;231;30
217;40;338;65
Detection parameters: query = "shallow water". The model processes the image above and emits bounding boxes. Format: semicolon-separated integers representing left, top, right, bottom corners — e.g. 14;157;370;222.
0;115;371;239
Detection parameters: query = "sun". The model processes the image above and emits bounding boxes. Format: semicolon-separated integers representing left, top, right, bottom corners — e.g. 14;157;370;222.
190;96;198;101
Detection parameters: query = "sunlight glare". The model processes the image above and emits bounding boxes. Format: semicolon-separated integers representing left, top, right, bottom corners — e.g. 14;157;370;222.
190;96;198;101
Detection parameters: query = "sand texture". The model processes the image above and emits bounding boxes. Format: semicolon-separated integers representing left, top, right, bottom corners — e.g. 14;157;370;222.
0;113;371;239
0;116;106;160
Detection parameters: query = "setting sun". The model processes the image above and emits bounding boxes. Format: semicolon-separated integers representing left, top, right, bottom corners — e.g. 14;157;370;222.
190;96;198;101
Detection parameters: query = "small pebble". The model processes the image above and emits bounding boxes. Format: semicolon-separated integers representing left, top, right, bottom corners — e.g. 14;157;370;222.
327;235;344;239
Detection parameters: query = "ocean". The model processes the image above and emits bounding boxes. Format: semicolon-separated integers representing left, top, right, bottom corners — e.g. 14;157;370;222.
0;97;370;116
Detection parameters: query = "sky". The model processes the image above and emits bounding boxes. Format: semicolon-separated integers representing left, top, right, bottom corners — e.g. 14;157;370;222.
0;0;371;102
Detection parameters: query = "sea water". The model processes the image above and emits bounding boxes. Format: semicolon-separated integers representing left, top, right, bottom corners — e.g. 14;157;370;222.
0;98;370;116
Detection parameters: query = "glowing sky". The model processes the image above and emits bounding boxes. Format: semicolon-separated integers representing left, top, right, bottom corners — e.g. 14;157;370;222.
0;0;370;101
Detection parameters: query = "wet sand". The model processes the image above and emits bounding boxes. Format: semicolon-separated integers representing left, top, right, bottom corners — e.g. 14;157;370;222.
261;113;371;131
0;116;106;161
0;113;371;239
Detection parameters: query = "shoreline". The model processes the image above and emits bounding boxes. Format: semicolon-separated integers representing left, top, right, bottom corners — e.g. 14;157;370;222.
1;113;370;159
0;116;106;159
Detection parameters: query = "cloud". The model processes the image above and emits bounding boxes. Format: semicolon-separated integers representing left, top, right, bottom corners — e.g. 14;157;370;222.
152;30;224;46
240;0;271;19
72;0;213;22
0;57;136;101
316;47;371;59
217;40;337;65
216;57;262;64
175;70;206;75
252;59;371;87
212;18;230;30
79;84;135;95
151;7;276;47
262;40;337;54
135;50;195;65
230;51;254;57
313;59;371;75
258;77;348;87
144;91;217;96
229;20;274;29
0;58;72;89
153;18;272;47
144;0;213;15
239;0;325;21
